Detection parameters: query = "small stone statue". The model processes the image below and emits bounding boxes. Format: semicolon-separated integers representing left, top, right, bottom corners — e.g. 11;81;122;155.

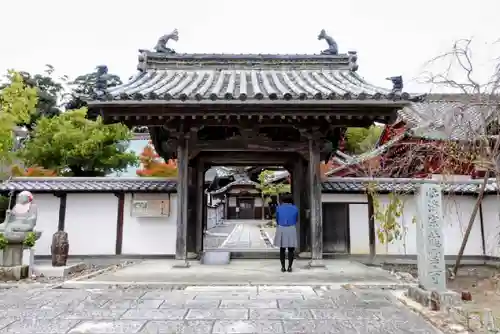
0;191;38;234
318;29;338;55
154;29;179;54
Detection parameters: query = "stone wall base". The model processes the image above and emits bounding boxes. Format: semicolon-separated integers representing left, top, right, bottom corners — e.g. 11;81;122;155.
0;265;29;281
407;286;460;310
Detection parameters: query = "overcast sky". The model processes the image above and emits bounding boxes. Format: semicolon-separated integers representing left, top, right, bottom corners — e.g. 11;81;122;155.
1;0;498;93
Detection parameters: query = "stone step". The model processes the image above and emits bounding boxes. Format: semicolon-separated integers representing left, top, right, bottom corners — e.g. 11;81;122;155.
201;251;231;265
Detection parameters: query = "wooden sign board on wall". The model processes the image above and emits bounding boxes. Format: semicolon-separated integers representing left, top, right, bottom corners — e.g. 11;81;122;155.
130;193;171;218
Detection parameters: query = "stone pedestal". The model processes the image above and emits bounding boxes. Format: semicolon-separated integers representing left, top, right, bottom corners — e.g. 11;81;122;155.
0;265;28;280
0;243;28;281
3;243;23;267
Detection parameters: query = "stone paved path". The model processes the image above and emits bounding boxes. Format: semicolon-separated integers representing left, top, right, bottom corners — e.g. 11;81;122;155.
220;220;272;250
0;286;441;333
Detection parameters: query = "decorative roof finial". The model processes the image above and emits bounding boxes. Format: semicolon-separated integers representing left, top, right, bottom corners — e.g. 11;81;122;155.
386;76;403;94
94;65;109;99
154;29;179;54
318;29;338;55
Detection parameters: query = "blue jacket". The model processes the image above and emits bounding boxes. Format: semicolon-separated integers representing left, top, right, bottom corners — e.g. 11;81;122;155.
276;204;298;227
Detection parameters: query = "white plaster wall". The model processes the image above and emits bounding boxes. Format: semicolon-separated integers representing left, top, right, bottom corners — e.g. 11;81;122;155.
122;193;177;255
321;194;370;255
375;194;418;256
33;194;60;256
349;204;370;255
480;195;500;257
65;194;118;255
442;196;483;256
374;194;484;256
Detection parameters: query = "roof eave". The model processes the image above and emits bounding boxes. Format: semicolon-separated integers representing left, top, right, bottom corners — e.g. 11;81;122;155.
87;99;412;108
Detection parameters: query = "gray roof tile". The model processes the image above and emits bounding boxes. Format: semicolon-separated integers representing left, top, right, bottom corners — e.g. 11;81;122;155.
321;179;497;194
1;177;493;195
399;100;495;141
102;69;400;102
89;52;418;103
209;179;259;195
0;177;177;193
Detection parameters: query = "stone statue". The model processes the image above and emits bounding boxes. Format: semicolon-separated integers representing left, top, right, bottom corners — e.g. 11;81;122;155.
318;29;338;55
0;191;41;243
154;29;179;54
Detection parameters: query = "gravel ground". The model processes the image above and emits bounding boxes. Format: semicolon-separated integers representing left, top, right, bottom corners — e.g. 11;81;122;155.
378;262;500;331
0;259;138;285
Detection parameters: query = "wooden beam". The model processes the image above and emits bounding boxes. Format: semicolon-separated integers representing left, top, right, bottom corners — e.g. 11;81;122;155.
115;193;125;255
174;135;190;267
118;116;377;128
199;152;296;165
56;193;67;231
308;138;325;267
194;139;309;152
367;193;376;262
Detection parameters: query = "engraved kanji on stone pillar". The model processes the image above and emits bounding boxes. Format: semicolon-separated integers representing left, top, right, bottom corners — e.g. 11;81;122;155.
415;183;446;292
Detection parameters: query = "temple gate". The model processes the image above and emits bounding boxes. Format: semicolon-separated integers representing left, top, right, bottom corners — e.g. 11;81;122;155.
86;30;417;267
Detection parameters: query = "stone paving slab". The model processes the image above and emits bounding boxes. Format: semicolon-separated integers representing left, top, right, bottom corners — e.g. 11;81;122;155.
74;259;399;287
0;286;442;333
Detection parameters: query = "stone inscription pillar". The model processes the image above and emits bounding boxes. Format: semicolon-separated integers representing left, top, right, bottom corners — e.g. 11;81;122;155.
174;135;190;267
308;138;324;267
416;183;446;292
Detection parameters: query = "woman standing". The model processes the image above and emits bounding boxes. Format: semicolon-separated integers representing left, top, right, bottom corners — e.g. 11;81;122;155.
274;195;298;272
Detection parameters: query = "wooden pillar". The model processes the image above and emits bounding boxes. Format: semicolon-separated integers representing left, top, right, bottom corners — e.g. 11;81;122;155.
186;167;196;255
115;193;125;255
56;193;67;231
174;135;190;267
308;138;324;267
292;159;302;252
195;159;204;254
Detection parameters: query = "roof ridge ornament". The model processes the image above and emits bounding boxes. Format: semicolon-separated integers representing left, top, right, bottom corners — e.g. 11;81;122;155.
386;76;410;100
154;29;179;54
318;29;338;55
93;65;110;100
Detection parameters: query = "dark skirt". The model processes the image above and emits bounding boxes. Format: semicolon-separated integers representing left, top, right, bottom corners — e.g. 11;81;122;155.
274;225;298;248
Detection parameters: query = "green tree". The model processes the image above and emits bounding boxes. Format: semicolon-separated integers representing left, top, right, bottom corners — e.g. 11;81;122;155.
0;71;38;169
257;170;291;220
20;108;138;176
2;65;67;130
344;125;384;154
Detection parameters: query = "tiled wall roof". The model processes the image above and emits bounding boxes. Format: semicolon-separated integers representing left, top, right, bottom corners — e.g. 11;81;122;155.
0;177;495;195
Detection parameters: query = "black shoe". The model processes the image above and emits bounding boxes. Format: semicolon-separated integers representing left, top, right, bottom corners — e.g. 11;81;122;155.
281;267;286;272
287;267;292;272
